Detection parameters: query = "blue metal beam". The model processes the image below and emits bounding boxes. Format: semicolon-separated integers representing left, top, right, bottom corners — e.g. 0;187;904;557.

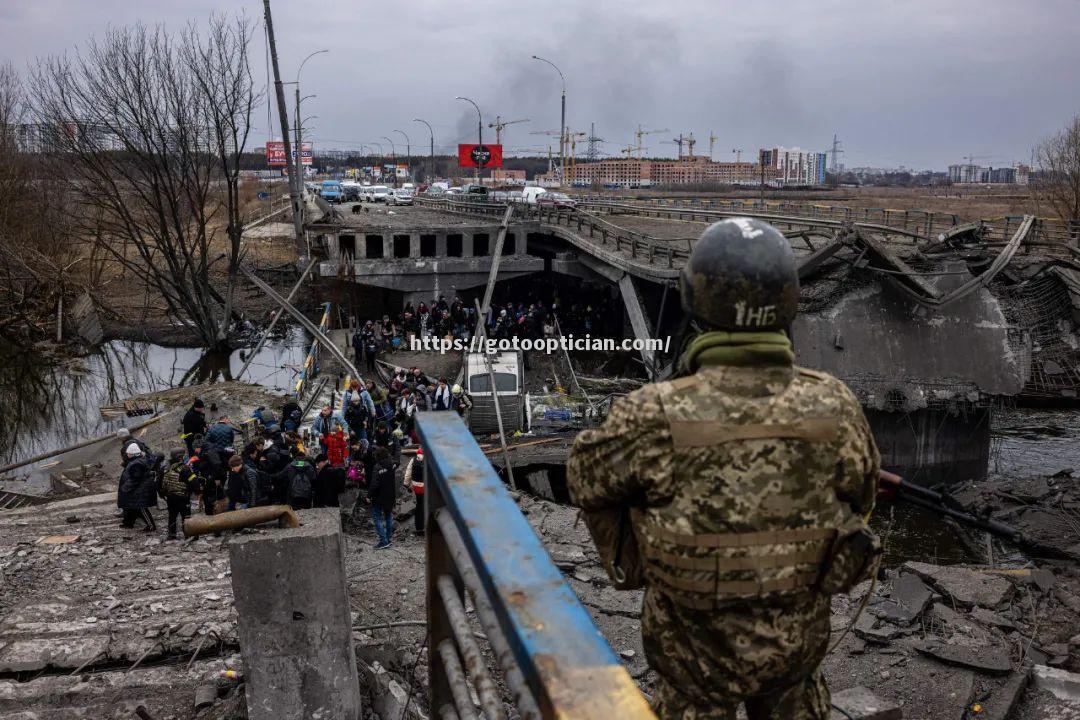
417;412;654;718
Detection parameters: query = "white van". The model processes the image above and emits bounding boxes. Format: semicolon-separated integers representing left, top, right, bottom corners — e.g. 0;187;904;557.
519;186;548;204
463;350;525;434
371;185;390;203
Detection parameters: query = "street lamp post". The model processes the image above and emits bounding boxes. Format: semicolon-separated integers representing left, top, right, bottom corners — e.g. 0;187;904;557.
294;49;328;202
394;129;411;183
455;96;483;182
414;118;435;182
532;55;565;188
382;136;397;187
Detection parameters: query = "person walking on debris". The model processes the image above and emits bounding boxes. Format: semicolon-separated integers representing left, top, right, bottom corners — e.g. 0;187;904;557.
566;218;881;720
277;449;315;509
204;415;238;453
311;405;348;453
313;453;345;508
181;398;207;456
225;455;257;511
161;450;201;540
404;447;426;535
432;377;452;411
370;446;397;549
281;395;302;432
118;442;161;532
451;384;472;420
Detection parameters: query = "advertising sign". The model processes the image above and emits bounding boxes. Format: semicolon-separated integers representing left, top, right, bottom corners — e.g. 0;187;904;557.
458;143;503;169
266;141;313;167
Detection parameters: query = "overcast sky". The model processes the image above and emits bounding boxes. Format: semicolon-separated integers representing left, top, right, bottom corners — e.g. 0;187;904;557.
3;0;1078;169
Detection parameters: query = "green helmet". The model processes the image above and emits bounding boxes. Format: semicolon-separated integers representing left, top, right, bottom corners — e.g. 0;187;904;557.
679;218;799;331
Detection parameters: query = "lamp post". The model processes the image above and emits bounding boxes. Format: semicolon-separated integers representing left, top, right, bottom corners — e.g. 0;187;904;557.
294;49;328;199
531;55;565;187
382;136;397;187
394;129;411;183
455;96;483;182
414;118;435;182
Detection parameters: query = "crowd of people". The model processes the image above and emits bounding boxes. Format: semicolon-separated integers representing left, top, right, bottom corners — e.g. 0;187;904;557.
349;289;622;368
116;365;472;549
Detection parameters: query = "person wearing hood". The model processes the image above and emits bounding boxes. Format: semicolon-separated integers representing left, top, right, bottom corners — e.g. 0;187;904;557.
117;428;152;468
118;443;161;531
181;399;207;456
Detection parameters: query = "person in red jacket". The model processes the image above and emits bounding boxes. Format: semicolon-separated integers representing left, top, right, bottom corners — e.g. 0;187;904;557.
325;425;349;468
405;447;426;535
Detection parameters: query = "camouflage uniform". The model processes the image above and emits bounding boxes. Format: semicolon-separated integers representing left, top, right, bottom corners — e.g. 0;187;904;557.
567;363;879;720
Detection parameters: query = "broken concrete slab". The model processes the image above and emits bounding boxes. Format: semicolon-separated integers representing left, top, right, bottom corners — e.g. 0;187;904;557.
868;600;919;625
915;641;1013;675
970;607;1017;630
829;686;902;720
981;671;1028;720
1031;665;1080;702
853;613;904;644
903;562;1014;608
891;572;933;616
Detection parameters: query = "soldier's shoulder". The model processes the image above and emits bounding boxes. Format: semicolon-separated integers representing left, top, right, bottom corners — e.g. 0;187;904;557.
794;366;864;411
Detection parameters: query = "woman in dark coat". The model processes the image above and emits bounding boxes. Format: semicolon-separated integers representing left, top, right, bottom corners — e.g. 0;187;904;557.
119;446;160;531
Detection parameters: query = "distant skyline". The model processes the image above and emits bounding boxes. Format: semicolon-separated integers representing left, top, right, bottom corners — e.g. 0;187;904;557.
3;0;1078;170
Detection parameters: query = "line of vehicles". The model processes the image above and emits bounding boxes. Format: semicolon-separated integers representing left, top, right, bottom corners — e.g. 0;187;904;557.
311;180;415;206
308;179;575;208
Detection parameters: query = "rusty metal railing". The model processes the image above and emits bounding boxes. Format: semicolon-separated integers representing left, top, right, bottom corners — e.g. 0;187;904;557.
417;411;655;720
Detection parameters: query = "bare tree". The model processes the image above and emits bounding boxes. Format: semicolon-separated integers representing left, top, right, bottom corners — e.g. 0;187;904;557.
32;17;258;350
1034;113;1080;237
0;63;78;340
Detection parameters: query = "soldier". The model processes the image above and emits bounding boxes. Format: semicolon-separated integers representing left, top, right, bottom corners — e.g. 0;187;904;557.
566;218;881;720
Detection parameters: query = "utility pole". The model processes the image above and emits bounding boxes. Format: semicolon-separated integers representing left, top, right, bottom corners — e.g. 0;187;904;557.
294;87;302;204
263;0;304;257
394;129;411;182
532;56;565;188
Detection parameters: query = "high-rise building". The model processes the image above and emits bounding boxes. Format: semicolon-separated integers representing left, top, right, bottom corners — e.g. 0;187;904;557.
761;146;827;185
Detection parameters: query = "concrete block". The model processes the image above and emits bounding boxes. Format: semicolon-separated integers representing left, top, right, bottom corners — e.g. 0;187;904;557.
1031;664;1080;702
229;508;362;720
829;686;902;720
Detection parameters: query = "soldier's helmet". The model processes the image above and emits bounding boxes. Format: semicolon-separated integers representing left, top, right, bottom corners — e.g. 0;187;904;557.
679;217;799;331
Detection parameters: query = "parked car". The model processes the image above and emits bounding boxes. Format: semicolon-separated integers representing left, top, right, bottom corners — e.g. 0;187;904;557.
370;185;390;203
537;191;575;208
387;188;414;206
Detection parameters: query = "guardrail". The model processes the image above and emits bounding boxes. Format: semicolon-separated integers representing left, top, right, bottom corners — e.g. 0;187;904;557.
417;411;655;720
417;197;691;268
294;301;331;399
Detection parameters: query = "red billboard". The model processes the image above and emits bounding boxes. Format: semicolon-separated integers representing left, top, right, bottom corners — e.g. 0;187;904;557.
266;141;313;167
458;143;503;169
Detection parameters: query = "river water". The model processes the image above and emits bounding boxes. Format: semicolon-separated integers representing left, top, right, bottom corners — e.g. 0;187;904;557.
0;329;310;469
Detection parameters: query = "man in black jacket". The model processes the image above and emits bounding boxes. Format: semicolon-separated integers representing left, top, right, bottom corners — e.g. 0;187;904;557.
225;455;257;511
369;447;397;549
313;454;345;508
119;444;160;531
274;451;316;509
161;450;202;539
181;399;207;456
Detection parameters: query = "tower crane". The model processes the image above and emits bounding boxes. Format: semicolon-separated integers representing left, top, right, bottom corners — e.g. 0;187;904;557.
709;131;717;161
732;148;744;164
635;125;669;158
685;133;696;159
488;116;529;145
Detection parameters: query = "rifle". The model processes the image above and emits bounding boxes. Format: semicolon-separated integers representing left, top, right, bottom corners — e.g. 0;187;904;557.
877;470;1021;542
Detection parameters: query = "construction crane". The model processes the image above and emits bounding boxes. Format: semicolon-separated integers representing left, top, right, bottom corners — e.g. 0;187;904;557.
732;148;743;164
619;143;637;159
635;125;669;159
662;138;685;159
488;116;529;145
709;131;717;161
685;132;696;159
566;130;587;184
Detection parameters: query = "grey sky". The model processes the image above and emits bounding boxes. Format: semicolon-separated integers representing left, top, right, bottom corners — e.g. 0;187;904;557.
3;0;1078;169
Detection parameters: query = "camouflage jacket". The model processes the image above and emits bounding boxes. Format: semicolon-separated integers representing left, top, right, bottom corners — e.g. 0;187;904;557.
567;363;879;609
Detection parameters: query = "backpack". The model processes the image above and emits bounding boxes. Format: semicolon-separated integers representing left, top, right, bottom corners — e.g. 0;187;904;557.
289;461;313;499
161;462;190;498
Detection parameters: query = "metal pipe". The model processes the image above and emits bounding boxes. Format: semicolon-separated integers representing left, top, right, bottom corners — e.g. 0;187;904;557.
183;505;299;538
237;258;318;380
437;575;507;720
435;510;541;719
437;639;480;720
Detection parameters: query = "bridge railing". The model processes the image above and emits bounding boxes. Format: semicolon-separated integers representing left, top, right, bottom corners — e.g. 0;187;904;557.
417;411;655;720
416;196;691;268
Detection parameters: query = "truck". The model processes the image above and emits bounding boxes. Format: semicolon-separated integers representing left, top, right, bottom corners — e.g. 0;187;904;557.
463;350;525;435
320;180;343;203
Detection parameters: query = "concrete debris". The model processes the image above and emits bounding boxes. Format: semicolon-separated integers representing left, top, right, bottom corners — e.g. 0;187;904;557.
980;670;1029;720
1031;664;1080;702
915;640;1013;675
852;613;905;644
970;607;1017;630
890;572;933;616
902;561;1014;608
828;686;902;720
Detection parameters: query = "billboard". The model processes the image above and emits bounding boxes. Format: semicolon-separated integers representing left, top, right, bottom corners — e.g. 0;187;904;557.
266;141;313;167
458;143;503;169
